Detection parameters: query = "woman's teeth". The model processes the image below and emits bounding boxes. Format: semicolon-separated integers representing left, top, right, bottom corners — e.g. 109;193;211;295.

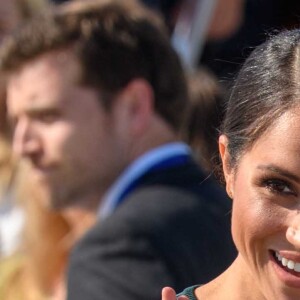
275;251;300;272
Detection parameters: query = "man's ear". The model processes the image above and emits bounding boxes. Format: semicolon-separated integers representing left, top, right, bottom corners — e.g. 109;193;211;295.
219;134;234;199
116;78;154;137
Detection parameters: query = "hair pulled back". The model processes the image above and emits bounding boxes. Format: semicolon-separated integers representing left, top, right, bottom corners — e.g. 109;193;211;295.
222;29;300;170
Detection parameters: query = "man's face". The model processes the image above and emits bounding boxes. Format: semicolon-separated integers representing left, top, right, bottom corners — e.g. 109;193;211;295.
7;50;124;209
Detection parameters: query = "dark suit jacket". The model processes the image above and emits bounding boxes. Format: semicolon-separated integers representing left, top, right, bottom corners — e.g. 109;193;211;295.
67;159;236;300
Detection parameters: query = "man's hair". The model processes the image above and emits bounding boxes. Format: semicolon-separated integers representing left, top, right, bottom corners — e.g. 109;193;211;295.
0;0;188;131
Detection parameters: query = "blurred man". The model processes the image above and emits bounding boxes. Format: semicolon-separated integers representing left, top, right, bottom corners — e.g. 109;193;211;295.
0;0;236;299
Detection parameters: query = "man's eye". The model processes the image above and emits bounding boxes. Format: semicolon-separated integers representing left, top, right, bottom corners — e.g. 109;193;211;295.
37;112;59;123
263;179;296;196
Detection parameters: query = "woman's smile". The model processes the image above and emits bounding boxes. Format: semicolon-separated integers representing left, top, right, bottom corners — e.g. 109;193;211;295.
270;250;300;288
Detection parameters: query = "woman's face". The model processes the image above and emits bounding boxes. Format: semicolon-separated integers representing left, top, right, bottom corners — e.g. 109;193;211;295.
221;107;300;299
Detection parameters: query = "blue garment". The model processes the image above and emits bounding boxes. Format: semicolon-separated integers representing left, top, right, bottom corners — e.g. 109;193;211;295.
98;142;192;220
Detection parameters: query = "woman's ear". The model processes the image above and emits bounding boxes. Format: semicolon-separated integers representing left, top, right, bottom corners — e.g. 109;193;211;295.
219;135;234;199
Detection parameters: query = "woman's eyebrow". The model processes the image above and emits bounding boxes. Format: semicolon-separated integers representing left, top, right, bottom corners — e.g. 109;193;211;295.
257;164;300;182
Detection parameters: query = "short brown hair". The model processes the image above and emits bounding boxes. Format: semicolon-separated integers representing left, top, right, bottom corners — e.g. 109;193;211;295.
0;0;188;131
183;68;226;173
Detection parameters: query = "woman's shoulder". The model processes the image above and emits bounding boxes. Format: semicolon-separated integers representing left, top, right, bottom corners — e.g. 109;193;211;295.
177;285;201;300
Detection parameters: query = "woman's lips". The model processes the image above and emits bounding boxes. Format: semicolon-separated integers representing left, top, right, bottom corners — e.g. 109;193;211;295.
271;249;300;289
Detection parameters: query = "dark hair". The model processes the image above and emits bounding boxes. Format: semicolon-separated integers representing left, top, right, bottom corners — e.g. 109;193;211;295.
182;67;226;173
15;0;47;20
221;29;300;170
0;0;188;131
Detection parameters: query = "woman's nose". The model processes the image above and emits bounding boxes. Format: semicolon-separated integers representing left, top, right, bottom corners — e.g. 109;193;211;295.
286;216;300;249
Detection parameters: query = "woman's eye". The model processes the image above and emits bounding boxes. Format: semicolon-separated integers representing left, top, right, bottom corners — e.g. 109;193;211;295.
263;179;296;196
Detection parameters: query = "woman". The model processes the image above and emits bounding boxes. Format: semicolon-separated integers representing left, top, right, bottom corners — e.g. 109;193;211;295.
163;28;300;299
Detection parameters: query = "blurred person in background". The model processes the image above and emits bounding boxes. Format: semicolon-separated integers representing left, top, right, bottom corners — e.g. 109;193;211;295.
182;68;226;174
0;0;236;299
0;0;27;260
199;0;300;85
0;159;94;299
0;0;76;299
0;175;72;300
0;0;48;259
142;0;300;88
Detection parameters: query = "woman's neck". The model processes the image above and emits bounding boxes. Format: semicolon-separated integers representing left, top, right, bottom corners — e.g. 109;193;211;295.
196;254;266;300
